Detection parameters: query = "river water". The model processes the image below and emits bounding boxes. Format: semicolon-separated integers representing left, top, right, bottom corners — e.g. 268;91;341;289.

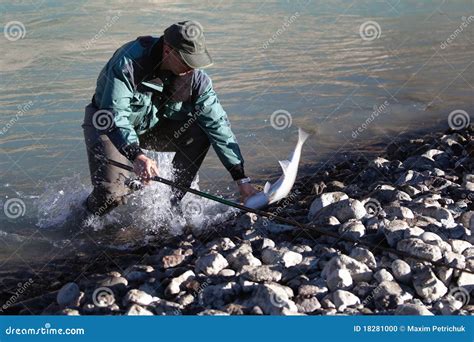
1;0;473;264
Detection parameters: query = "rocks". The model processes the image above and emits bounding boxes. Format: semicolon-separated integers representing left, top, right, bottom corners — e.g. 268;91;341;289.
261;248;303;268
200;282;241;308
125;304;154;315
308;192;349;219
310;199;366;224
25;127;474;316
249;283;298;315
350;247;377;269
384;220;409;247
322;255;373;283
162;254;186;269
240;265;282;283
373;269;394;283
226;244;261;271
397;238;443;262
295;296;321;313
412;267;448;303
457;272;474;292
57;282;80;307
166;270;195;296
338;221;365;240
395;303;433;315
372;281;412;309
195;252;228;276
391;260;412;283
332;290;360;311
123;289;155;306
326;269;353;291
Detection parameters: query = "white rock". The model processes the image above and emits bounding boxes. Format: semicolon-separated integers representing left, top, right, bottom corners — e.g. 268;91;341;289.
195;252;228;276
322;255;373;282
261;248;303;268
373;281;412;309
250;283;298;315
374;269;394;283
125;304;154;315
384;206;415;220
226;244;261;270
391;259;412;283
310;199;366;224
308;192;349;219
338;221;365;240
449;240;472;254
457;271;474;292
397;238;442;262
332;290;360;311
166;270;195;295
123;289;155;306
327;269;353;291
395;303;433;315
350;247;376;269
383;220;409;247
413;267;448;303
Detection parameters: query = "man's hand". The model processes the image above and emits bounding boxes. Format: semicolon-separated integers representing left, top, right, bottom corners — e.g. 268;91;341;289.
238;183;258;204
133;154;159;184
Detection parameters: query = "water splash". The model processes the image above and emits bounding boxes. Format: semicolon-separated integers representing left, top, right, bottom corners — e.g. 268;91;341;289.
35;151;238;241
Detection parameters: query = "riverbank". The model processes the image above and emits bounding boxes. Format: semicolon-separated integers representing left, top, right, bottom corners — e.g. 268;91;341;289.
2;125;473;315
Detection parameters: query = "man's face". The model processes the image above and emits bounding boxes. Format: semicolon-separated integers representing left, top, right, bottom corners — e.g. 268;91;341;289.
162;43;194;76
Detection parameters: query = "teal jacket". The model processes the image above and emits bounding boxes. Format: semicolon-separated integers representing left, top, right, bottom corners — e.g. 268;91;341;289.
92;36;245;179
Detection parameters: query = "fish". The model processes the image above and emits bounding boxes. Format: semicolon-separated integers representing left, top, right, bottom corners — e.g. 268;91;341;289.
244;127;310;209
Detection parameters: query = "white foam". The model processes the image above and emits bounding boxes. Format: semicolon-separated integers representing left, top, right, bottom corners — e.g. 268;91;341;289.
35;151;238;237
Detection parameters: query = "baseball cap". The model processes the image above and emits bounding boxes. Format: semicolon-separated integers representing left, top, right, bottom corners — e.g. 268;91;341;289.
164;20;213;69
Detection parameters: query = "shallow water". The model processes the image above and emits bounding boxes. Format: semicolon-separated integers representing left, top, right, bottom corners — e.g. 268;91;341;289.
1;0;473;263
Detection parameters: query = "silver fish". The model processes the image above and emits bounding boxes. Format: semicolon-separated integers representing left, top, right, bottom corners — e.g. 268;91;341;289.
244;127;310;209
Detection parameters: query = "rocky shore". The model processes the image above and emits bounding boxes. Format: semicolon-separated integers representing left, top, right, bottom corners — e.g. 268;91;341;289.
3;126;473;316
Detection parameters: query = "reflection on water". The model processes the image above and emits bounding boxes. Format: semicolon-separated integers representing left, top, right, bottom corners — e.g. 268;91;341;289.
1;0;473;261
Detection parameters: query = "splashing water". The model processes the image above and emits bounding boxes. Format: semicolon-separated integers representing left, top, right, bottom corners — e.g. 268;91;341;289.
35;151;238;242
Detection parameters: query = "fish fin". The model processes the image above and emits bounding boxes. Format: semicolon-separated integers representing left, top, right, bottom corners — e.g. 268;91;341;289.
298;127;310;145
263;181;272;194
278;160;291;175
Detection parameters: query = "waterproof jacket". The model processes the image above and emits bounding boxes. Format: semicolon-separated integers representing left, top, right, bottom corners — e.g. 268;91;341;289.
90;35;245;180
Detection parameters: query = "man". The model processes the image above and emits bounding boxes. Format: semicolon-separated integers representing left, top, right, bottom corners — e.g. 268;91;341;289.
82;20;257;215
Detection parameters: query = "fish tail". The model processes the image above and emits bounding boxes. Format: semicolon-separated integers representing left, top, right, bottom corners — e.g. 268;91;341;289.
298;127;310;145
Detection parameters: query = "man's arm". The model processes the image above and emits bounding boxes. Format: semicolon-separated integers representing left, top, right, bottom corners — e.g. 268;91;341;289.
192;73;246;180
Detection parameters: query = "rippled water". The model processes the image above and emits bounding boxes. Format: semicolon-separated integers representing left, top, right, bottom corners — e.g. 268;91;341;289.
1;0;473;262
